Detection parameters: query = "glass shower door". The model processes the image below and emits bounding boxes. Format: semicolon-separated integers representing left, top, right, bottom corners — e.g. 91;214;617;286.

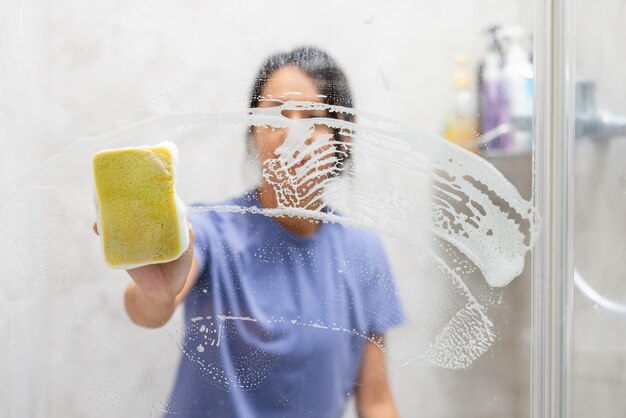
0;1;551;417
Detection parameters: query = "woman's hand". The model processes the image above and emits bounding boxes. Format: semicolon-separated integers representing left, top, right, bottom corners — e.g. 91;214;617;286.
128;228;195;300
93;222;198;327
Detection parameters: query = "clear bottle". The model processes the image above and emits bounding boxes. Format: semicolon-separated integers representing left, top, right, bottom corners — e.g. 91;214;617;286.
501;27;534;153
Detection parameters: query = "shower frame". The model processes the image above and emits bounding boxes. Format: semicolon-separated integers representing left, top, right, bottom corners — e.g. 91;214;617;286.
531;0;575;417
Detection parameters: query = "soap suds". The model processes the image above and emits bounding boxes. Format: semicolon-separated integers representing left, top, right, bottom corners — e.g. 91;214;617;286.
0;98;537;380
186;101;535;373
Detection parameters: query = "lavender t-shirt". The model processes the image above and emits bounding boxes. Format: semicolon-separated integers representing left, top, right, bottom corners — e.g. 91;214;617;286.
165;191;404;418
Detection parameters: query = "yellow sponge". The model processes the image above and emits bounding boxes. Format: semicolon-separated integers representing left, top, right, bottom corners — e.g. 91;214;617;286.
93;141;189;269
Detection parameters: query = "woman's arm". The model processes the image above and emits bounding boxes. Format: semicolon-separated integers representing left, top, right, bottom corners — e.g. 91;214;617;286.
94;223;200;328
355;335;399;418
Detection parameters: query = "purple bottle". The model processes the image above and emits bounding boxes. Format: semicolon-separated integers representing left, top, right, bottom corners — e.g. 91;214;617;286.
479;51;513;151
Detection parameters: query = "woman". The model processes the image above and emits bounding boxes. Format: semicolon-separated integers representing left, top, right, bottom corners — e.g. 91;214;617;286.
106;47;404;417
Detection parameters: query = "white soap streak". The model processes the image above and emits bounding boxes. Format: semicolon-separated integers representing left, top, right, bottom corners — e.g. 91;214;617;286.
188;103;536;288
171;100;535;369
208;315;381;349
400;257;496;369
0;98;538;371
401;305;495;369
246;101;537;287
216;315;257;322
166;329;231;389
197;101;535;368
216;324;223;347
378;68;391;90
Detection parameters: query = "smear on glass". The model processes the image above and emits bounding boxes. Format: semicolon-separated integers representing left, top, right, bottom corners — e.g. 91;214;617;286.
0;96;538;378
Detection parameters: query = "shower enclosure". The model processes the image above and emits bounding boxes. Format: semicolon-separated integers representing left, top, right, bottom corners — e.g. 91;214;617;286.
1;0;624;417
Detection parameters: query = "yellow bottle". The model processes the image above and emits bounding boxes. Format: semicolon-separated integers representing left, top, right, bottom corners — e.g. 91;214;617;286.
444;55;479;153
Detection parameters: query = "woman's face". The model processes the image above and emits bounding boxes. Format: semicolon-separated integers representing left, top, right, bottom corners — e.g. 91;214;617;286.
253;66;338;206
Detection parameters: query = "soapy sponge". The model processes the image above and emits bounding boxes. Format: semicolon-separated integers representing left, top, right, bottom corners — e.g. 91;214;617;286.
93;141;189;269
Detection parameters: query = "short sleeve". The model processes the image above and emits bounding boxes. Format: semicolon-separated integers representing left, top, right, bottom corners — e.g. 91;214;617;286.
360;233;405;336
189;208;213;275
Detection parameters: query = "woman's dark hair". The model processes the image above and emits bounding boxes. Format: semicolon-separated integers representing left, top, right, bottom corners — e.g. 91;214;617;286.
248;46;355;167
